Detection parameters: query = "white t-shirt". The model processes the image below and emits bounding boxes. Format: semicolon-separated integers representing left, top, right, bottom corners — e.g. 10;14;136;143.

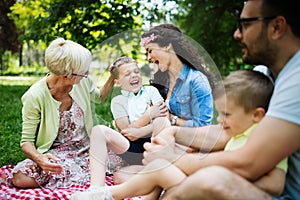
111;86;163;123
267;50;300;125
266;50;300;199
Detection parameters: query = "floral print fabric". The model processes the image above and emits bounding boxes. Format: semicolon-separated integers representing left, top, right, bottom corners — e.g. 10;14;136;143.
9;101;90;189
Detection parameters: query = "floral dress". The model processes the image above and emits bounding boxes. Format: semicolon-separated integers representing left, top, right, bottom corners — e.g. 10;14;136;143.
9;101;92;189
9;101;126;189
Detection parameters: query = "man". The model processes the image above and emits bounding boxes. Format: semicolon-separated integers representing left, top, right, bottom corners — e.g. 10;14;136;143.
143;0;300;199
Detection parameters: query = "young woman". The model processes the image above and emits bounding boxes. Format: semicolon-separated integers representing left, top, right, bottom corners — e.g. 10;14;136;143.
142;23;215;127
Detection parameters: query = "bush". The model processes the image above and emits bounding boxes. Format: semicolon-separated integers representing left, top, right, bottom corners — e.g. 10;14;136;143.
0;64;49;77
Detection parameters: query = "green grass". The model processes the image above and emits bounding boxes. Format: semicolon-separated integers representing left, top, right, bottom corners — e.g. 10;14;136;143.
0;84;29;166
0;77;116;166
0;76;217;167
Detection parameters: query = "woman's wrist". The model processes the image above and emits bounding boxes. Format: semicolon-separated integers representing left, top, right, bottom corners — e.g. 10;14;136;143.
170;115;178;126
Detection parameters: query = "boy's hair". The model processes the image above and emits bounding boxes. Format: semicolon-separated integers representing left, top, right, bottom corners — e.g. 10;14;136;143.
213;70;274;113
45;38;91;77
110;56;137;78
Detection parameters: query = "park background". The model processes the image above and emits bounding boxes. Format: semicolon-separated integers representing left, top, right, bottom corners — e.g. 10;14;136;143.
0;0;252;167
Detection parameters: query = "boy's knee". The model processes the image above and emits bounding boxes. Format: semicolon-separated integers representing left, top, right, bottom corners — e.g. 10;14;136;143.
91;125;108;139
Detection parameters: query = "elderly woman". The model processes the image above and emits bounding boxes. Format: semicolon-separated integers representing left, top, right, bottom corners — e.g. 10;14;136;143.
8;38;114;189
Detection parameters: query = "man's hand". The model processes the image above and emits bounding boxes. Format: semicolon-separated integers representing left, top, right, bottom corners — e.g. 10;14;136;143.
143;135;181;165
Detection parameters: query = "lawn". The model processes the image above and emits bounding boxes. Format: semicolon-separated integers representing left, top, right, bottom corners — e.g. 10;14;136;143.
0;76;218;167
0;84;29;166
0;77;115;167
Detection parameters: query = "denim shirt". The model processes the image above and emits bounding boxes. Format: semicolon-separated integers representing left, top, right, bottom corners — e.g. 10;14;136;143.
168;64;213;127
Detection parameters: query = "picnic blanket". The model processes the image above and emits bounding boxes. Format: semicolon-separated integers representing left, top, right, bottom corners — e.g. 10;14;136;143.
0;165;141;200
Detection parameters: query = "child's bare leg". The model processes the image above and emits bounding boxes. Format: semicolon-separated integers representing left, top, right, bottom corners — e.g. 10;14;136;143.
113;165;144;185
152;117;171;136
110;159;186;200
89;125;129;187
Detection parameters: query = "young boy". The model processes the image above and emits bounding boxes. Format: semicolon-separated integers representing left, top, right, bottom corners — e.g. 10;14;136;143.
83;56;170;191
71;70;287;199
109;56;169;154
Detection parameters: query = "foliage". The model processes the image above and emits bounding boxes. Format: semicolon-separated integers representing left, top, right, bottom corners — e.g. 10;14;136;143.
0;0;21;70
0;0;20;54
4;0;254;76
0;64;48;76
9;0;143;50
174;0;247;76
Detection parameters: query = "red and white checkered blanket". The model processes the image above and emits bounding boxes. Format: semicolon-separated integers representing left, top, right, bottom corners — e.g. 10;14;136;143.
0;165;140;200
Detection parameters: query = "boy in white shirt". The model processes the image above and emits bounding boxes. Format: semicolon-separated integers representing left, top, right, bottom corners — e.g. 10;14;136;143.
79;56;170;191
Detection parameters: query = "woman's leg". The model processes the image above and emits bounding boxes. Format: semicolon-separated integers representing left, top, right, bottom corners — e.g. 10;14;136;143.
11;171;39;188
89;125;129;187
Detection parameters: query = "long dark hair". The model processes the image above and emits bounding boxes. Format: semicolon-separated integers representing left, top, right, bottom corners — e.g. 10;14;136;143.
142;24;216;99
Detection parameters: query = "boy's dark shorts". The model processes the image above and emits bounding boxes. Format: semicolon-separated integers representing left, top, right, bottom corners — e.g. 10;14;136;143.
120;137;151;165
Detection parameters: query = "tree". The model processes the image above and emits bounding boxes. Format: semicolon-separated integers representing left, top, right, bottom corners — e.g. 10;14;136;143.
174;0;245;76
0;0;20;70
10;0;142;50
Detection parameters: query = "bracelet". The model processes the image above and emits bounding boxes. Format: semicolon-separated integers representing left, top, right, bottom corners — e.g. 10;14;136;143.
170;116;178;126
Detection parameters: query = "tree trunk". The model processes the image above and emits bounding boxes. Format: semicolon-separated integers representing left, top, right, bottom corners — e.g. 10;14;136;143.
0;51;3;71
19;44;23;67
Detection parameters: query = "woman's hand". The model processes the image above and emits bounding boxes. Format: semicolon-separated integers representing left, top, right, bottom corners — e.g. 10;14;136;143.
148;101;169;119
35;153;64;174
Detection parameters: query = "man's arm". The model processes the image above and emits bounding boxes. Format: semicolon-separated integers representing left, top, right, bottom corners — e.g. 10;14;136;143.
173;116;300;180
157;124;229;152
174;124;229;152
253;168;286;196
143;124;229;165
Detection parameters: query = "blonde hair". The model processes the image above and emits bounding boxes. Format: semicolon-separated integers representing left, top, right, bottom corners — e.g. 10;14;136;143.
110;56;137;78
213;70;274;113
45;38;91;76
